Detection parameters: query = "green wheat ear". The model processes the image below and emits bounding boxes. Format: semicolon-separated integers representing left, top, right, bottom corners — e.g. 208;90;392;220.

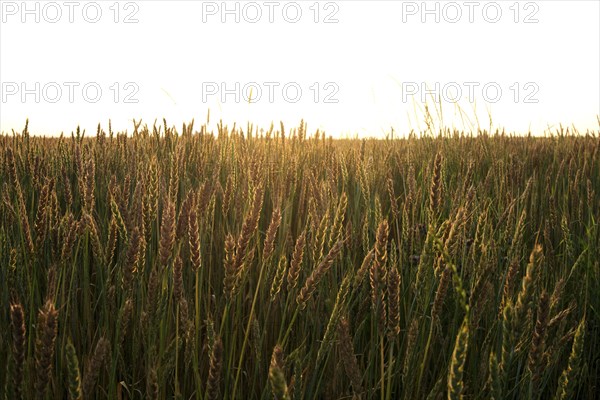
488;352;502;400
269;345;290;400
66;339;82;400
448;315;470;400
554;318;586;400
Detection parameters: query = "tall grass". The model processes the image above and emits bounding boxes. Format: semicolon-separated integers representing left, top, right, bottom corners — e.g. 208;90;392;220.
1;119;599;399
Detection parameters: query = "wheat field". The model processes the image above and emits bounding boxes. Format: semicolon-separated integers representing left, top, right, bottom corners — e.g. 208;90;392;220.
1;120;599;399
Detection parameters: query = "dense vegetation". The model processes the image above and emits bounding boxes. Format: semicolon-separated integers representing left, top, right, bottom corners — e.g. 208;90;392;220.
1;120;599;399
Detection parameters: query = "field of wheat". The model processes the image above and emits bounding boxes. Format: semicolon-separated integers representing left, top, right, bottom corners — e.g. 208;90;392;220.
0;119;599;399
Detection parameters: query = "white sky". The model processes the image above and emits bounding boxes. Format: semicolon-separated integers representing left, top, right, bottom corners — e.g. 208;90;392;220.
1;0;599;137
